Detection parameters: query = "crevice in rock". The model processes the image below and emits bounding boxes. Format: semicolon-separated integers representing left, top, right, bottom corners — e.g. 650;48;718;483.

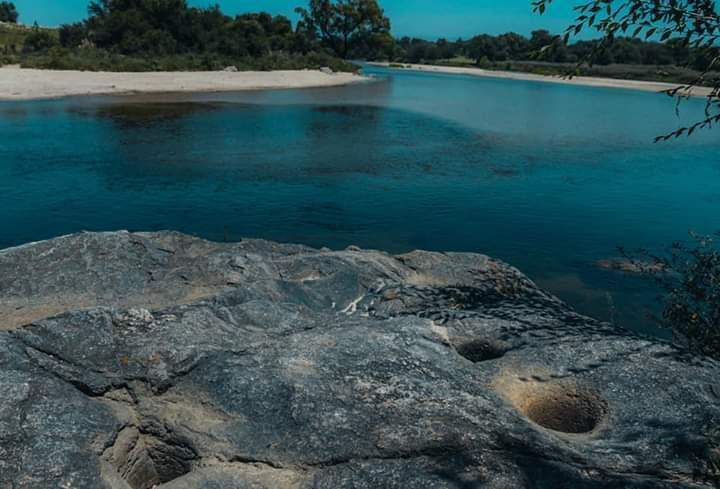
226;455;288;470
103;426;198;489
302;444;468;469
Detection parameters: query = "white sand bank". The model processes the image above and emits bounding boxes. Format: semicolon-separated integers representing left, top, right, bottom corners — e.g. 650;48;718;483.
373;62;714;98
0;66;366;101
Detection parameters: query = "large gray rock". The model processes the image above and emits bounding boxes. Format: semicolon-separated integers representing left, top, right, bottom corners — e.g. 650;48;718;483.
0;231;718;488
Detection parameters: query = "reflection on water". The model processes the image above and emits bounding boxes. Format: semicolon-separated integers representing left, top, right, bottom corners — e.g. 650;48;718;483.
71;102;228;127
1;65;719;336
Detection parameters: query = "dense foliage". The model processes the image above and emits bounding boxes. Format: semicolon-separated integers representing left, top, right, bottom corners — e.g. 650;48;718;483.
23;28;58;53
396;30;718;70
76;1;305;57
295;0;393;59
0;1;17;23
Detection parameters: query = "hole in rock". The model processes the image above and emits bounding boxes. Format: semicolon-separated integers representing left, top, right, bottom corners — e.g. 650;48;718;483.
456;339;508;363
106;427;197;489
523;388;607;434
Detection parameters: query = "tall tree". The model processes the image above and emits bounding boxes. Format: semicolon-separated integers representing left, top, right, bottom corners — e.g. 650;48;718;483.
295;0;392;59
533;0;720;139
0;1;18;23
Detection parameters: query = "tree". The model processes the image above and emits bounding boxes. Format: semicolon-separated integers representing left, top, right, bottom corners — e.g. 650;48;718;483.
0;1;18;23
532;0;720;140
498;32;531;60
467;34;500;63
86;0;187;55
529;29;554;52
23;29;58;52
59;23;87;49
79;0;325;61
295;0;392;59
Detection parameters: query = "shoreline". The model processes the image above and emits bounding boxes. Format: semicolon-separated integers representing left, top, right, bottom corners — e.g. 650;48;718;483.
0;66;367;101
371;62;713;98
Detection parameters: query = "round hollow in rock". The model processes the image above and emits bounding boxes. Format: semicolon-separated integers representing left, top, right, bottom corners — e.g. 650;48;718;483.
493;373;608;435
456;339;508;363
523;387;607;434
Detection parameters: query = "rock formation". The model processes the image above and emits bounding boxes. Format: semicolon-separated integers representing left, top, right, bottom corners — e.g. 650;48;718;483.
0;231;718;488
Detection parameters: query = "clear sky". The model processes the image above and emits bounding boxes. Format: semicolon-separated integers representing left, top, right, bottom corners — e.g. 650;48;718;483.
13;0;580;39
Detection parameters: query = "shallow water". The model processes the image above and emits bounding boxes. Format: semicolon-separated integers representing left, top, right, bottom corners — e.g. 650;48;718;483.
2;65;719;335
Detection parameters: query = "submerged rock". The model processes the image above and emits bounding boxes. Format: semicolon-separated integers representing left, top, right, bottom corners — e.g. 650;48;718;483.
0;231;718;488
595;258;668;275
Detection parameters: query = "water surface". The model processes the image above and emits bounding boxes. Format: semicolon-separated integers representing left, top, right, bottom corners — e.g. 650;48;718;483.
2;65;719;335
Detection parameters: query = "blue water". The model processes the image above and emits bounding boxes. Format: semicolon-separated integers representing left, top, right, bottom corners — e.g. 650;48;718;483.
2;65;719;335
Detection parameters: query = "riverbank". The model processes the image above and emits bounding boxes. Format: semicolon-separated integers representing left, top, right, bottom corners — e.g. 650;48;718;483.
374;62;714;97
0;65;366;101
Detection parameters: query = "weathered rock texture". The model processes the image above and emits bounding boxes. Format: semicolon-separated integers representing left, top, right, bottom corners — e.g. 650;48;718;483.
0;231;718;488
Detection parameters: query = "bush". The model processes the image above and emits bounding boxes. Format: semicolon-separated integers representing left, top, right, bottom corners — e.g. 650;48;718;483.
59;23;86;48
0;52;15;66
476;56;492;69
623;232;720;359
23;29;58;53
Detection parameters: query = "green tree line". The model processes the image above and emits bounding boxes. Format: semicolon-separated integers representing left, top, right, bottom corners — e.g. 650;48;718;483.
5;0;392;71
396;30;719;71
5;0;719;78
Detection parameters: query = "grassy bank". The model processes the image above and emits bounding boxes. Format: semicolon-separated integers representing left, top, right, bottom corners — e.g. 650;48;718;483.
11;48;358;72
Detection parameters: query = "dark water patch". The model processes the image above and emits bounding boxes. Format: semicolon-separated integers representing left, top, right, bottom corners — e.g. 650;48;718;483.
69;101;230;127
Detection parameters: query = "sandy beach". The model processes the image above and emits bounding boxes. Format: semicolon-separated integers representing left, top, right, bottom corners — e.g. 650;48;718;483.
0;65;366;101
373;62;714;98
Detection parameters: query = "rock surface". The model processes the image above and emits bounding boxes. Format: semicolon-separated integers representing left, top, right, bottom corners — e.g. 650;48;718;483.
595;258;667;275
0;231;718;488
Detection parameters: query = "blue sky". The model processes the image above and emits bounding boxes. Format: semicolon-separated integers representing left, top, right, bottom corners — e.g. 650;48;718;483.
14;0;579;39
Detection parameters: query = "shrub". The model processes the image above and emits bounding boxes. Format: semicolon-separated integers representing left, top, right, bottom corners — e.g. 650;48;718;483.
623;232;720;359
0;53;15;66
59;22;86;49
23;29;58;53
476;56;492;69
